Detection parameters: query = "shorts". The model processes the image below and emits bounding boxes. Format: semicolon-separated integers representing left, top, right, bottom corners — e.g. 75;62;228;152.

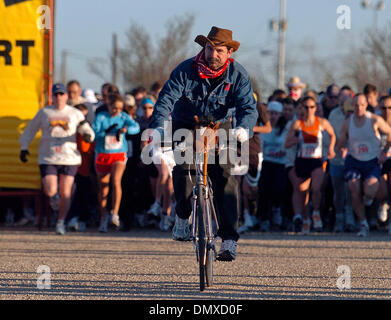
294;157;324;180
344;155;381;182
381;159;391;175
95;152;127;175
151;146;176;177
39;164;79;178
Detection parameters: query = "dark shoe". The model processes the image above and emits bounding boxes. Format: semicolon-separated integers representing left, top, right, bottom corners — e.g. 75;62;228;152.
216;240;237;262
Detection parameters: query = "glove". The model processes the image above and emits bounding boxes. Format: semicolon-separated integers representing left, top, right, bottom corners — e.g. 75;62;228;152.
20;150;30;163
82;133;92;143
115;130;121;142
105;123;118;134
233;127;249;143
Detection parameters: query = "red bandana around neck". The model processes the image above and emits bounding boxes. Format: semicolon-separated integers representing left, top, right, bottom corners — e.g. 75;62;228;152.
194;49;233;79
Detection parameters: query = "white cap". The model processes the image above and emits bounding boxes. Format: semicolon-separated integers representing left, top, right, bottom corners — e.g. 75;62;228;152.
125;94;136;106
268;101;283;113
83;89;98;104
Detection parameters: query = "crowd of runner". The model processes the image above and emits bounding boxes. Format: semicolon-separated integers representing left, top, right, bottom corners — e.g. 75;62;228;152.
2;77;391;238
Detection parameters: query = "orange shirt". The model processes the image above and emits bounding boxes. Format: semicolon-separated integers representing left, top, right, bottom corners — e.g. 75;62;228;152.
298;117;323;159
76;133;95;176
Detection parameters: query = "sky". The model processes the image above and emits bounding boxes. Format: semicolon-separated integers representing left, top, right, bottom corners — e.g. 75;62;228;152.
54;0;390;94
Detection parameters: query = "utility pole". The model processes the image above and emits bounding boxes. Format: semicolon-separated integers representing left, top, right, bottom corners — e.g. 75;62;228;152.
60;49;67;84
271;0;287;89
277;0;287;90
111;33;118;85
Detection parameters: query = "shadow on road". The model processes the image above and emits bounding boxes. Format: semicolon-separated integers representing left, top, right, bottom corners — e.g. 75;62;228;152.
1;272;391;300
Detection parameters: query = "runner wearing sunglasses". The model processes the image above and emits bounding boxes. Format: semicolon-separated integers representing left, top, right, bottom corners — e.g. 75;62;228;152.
19;83;95;235
285;96;336;234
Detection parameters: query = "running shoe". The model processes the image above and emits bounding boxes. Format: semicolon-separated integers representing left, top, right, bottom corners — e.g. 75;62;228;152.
312;212;323;232
15;208;35;226
251;215;260;228
357;222;369;237
238;210;255;234
259;220;270;232
172;215;191;241
68;217;79;231
5;209;15;227
159;214;170;232
77;221;87;232
377;202;389;223
272;207;283;228
147;201;162;217
243;210;255;228
302;218;311;235
333;213;344;233
111;213;120;229
345;207;356;232
55;220;66;235
237;224;249;234
98;214;110;233
217;240;237;262
293;215;303;233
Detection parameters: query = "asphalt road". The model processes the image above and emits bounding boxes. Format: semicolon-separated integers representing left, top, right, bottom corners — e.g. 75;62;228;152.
1;227;391;300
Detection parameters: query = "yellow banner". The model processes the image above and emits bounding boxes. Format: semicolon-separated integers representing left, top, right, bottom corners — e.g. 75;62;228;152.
0;0;50;189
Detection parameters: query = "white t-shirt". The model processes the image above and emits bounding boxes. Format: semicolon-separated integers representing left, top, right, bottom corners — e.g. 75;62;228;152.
20;105;95;165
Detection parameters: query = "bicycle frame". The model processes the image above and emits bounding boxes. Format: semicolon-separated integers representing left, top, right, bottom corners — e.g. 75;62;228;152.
190;134;220;290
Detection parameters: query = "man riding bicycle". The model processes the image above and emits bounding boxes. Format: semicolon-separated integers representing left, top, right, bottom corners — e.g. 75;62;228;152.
149;26;258;261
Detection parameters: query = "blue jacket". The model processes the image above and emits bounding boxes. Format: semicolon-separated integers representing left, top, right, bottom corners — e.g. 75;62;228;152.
93;111;140;154
149;57;258;137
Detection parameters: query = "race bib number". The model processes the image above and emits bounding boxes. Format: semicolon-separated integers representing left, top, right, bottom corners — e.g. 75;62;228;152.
302;144;317;158
50;140;63;154
356;143;369;155
105;135;123;151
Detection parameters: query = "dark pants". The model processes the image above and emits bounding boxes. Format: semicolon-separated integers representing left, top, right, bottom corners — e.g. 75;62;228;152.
120;157;155;228
173;160;239;241
68;174;93;223
283;167;294;220
171;121;239;241
257;161;286;222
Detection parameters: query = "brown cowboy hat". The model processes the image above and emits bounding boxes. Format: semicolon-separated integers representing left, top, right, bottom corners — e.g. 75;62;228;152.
194;26;240;52
287;76;307;89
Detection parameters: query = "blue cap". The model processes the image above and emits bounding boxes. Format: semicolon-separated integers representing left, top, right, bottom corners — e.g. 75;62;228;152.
52;83;66;94
141;97;155;107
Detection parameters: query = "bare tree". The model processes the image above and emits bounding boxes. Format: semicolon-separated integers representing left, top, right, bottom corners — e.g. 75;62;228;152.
119;14;195;90
343;25;391;94
87;14;195;91
87;60;109;82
